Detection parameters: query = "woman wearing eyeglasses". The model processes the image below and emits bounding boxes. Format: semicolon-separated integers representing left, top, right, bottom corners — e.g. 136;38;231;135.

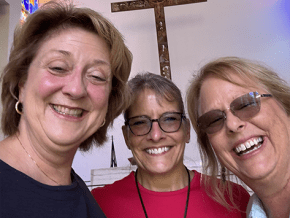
187;56;290;218
92;72;249;217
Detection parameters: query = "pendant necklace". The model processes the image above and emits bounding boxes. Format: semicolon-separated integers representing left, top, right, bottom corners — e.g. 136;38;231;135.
16;134;60;185
135;167;191;218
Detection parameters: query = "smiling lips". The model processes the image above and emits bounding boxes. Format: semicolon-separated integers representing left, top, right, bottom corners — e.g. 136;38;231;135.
145;146;171;155
234;137;263;156
53;105;83;117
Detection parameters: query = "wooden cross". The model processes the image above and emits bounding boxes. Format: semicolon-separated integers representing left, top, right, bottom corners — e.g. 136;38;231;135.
111;0;207;80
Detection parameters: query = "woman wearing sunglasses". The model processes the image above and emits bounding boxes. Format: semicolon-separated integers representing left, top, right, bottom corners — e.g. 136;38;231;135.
92;72;249;217
187;56;290;217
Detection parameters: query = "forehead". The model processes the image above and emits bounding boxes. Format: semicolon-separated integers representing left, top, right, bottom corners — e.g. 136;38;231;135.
128;89;179;116
37;27;107;52
200;72;267;95
31;28;110;67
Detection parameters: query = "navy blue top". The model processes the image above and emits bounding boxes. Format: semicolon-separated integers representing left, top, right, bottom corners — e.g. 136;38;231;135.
0;159;106;218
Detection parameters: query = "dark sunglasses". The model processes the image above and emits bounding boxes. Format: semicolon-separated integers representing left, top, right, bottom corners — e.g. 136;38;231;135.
197;92;272;134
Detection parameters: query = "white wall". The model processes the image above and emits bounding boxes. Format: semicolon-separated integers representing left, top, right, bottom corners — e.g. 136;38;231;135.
0;0;9;73
72;0;290;182
2;0;290;182
4;0;22;56
0;0;22;139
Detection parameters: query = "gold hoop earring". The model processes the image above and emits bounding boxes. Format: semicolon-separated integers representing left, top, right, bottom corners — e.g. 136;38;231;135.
100;119;106;127
15;101;23;115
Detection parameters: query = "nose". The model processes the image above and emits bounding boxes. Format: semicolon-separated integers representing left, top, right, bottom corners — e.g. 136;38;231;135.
147;120;165;141
224;110;246;133
62;69;88;99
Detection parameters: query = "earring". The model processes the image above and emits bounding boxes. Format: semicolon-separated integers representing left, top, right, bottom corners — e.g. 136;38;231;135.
15;101;23;115
221;166;226;183
100;119;106;127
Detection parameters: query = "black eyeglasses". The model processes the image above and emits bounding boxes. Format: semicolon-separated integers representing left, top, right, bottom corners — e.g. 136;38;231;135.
125;112;186;136
197;92;272;134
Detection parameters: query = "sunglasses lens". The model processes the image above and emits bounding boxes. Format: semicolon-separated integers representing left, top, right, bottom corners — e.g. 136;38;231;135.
197;110;225;134
231;92;261;119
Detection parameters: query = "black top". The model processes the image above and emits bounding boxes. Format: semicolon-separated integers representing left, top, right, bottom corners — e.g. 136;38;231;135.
0;159;106;218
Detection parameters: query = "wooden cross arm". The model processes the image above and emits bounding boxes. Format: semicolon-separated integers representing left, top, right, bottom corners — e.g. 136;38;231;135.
112;0;207;13
163;0;207;7
111;0;151;12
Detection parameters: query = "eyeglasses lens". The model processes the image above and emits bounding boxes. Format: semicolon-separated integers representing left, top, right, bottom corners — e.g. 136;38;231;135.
197;110;225;134
198;92;262;134
128;117;151;136
230;92;261;119
159;113;182;133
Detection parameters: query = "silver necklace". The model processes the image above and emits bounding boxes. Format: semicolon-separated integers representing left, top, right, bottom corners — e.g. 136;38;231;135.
16;134;60;185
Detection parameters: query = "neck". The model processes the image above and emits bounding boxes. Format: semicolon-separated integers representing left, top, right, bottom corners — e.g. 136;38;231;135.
256;180;290;218
247;168;290;218
135;165;192;218
136;165;192;192
6;126;77;186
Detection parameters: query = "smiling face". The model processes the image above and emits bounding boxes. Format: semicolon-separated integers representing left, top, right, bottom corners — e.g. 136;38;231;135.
123;89;190;175
18;28;111;149
198;74;290;184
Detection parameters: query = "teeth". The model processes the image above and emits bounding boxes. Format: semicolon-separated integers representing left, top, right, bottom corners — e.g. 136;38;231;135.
245;142;251;149
241;144;246;151
242;144;262;155
146;147;170;155
234;137;263;155
53;105;83;117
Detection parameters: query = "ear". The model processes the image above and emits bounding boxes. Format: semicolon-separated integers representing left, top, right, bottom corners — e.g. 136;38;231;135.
185;118;191;143
122;125;131;150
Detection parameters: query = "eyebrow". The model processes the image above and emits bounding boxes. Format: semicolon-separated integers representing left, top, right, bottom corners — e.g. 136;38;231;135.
92;59;110;67
51;49;111;66
53;49;70;56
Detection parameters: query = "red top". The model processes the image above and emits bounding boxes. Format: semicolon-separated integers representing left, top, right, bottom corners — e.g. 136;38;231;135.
92;170;249;218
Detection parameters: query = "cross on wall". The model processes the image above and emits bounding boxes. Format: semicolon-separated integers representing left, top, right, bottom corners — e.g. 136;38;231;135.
111;0;207;80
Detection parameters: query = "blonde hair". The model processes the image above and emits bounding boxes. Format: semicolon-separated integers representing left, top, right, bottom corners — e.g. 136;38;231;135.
187;56;290;208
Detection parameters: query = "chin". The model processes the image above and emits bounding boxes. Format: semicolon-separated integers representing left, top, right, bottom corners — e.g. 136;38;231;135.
148;165;173;175
239;165;276;182
47;134;84;147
